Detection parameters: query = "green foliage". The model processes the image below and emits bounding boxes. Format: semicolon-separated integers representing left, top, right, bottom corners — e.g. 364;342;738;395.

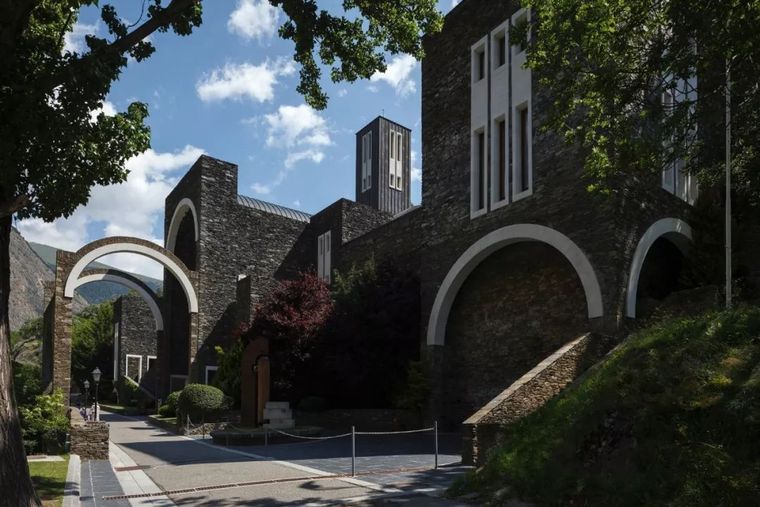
12;361;42;408
452;307;760;505
213;338;244;408
71;302;114;387
522;0;760;206
394;361;430;415
318;259;421;407
19;389;68;455
158;391;181;418
118;376;150;408
177;383;226;422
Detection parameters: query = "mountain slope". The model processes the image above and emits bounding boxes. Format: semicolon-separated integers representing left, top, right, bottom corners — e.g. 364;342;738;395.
451;307;760;506
27;240;163;304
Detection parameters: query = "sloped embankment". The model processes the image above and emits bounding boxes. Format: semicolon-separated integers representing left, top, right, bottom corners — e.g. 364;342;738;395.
450;307;760;506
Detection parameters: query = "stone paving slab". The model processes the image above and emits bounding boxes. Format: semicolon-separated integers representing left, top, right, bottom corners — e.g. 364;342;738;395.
80;460;130;507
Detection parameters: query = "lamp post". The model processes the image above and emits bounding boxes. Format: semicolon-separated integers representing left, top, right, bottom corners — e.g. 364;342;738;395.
83;380;90;420
92;367;101;421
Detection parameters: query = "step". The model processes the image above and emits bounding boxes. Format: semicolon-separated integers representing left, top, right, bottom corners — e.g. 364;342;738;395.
264;408;292;418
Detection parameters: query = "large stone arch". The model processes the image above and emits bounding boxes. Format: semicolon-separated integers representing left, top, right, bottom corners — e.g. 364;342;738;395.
626;218;693;318
427;224;604;347
166;197;199;252
63;237;197;312
73;268;163;330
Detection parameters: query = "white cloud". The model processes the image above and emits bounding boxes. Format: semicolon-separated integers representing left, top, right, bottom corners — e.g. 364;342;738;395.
292;200;301;208
263;104;331;149
285;149;325;168
196;59;295;103
17;145;205;279
63;21;99;54
89;100;117;123
251;182;273;195
228;0;280;41
411;149;422;182
337;89;348;97
370;55;418;96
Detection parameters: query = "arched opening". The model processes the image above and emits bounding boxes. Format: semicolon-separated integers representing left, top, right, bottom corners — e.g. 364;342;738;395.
626;218;692;318
442;241;591;425
166;208;198;392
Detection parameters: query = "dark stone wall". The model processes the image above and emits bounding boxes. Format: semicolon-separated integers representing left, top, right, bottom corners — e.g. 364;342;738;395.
441;242;588;426
113;294;157;382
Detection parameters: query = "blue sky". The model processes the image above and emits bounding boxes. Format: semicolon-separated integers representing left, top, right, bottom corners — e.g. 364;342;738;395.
17;0;461;278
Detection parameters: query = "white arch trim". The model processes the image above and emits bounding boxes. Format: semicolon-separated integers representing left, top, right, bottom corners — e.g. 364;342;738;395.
166;198;199;252
427;224;604;346
72;273;164;331
626;218;693;318
63;243;199;313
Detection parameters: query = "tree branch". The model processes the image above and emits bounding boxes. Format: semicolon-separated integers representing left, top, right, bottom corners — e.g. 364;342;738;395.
0;194;29;219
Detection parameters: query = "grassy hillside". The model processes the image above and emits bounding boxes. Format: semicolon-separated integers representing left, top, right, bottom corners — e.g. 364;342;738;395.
451;307;760;506
28;241;162;304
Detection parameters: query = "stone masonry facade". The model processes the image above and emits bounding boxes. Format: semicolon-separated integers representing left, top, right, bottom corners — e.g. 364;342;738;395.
43;0;702;460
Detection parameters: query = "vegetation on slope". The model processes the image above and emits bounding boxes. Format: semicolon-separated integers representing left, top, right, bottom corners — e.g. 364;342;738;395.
451;307;760;506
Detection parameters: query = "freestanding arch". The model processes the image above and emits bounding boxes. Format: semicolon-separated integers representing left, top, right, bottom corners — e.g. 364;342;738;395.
63;237;198;313
72;268;164;331
626;218;693;318
166;197;199;252
427;224;604;346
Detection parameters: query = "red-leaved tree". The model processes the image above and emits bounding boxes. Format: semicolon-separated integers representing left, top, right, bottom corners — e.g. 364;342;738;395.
246;272;333;400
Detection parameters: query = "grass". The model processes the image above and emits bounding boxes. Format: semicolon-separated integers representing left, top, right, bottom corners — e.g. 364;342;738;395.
450;307;760;506
29;455;69;507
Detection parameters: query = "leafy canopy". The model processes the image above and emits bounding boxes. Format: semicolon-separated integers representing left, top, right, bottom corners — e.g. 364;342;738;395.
522;0;760;204
0;0;442;221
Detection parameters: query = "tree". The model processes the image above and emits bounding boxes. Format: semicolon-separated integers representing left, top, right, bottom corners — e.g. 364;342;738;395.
71;302;113;387
520;0;760;205
247;272;333;399
0;2;442;503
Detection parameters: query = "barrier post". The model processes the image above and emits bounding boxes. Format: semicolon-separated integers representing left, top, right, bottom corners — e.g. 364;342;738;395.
264;428;268;446
186;415;190;434
351;426;356;477
434;421;439;470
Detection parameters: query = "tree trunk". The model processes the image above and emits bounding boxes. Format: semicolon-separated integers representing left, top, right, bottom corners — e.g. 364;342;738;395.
0;215;40;505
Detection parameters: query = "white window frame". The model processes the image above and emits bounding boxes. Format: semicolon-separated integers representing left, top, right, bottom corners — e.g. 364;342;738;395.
146;355;157;372
661;79;699;205
512;100;533;201
471;127;488;218
361;131;372;192
490;19;511;211
471;34;489;219
205;366;219;385
389;130;403;190
125;354;143;382
317;230;332;284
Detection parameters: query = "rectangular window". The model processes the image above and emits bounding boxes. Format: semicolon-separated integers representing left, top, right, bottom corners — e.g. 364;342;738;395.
519;107;529;192
317;231;331;284
205;366;218;385
495;33;506;68
475;48;486;81
147;356;157;372
125;354;143;383
389;131;403;190
497;119;507;201
477;131;485;210
361;132;372;191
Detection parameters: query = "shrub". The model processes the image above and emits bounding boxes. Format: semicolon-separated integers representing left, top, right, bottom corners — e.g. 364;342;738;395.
298;396;328;412
158;391;180;417
177;384;225;422
19;389;68;455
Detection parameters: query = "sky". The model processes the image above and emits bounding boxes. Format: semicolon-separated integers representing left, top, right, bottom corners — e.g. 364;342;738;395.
16;0;462;279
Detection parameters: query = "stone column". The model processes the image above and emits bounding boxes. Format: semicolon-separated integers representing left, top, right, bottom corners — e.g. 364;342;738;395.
51;251;75;399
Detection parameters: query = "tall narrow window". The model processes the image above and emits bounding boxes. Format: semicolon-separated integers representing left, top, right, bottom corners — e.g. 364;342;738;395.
361;132;372;191
389;130;403;190
498;119;507;201
317;231;331;283
477;131;485;210
476;49;486;80
495;33;506;67
517;106;530;193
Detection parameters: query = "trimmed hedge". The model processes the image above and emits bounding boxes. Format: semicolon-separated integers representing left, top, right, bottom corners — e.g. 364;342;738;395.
158;391;180;417
177;384;225;422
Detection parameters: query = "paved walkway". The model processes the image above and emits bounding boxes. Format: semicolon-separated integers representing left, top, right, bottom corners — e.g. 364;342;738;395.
80;459;130;507
101;412;471;505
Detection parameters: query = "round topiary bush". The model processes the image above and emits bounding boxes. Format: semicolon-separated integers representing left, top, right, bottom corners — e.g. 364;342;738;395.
158;391;181;417
177;384;225;422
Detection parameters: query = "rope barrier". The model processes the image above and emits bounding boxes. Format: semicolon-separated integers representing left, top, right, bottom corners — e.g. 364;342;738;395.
355;427;434;435
271;429;352;441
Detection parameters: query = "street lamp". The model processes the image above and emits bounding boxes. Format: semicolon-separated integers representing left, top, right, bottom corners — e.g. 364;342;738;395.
83;380;90;419
92;367;101;421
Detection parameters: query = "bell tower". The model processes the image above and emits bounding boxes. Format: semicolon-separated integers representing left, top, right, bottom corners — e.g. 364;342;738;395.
355;116;412;215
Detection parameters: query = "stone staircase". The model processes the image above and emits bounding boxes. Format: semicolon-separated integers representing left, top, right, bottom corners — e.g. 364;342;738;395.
263;401;295;429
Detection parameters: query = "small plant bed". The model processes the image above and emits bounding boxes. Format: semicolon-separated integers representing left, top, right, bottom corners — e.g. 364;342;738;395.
450;307;760;506
100;403;154;416
210;425;323;446
29;454;69;506
147;414;180;434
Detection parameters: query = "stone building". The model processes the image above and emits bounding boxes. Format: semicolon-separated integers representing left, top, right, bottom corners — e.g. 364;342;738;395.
45;0;702;451
112;293;157;393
